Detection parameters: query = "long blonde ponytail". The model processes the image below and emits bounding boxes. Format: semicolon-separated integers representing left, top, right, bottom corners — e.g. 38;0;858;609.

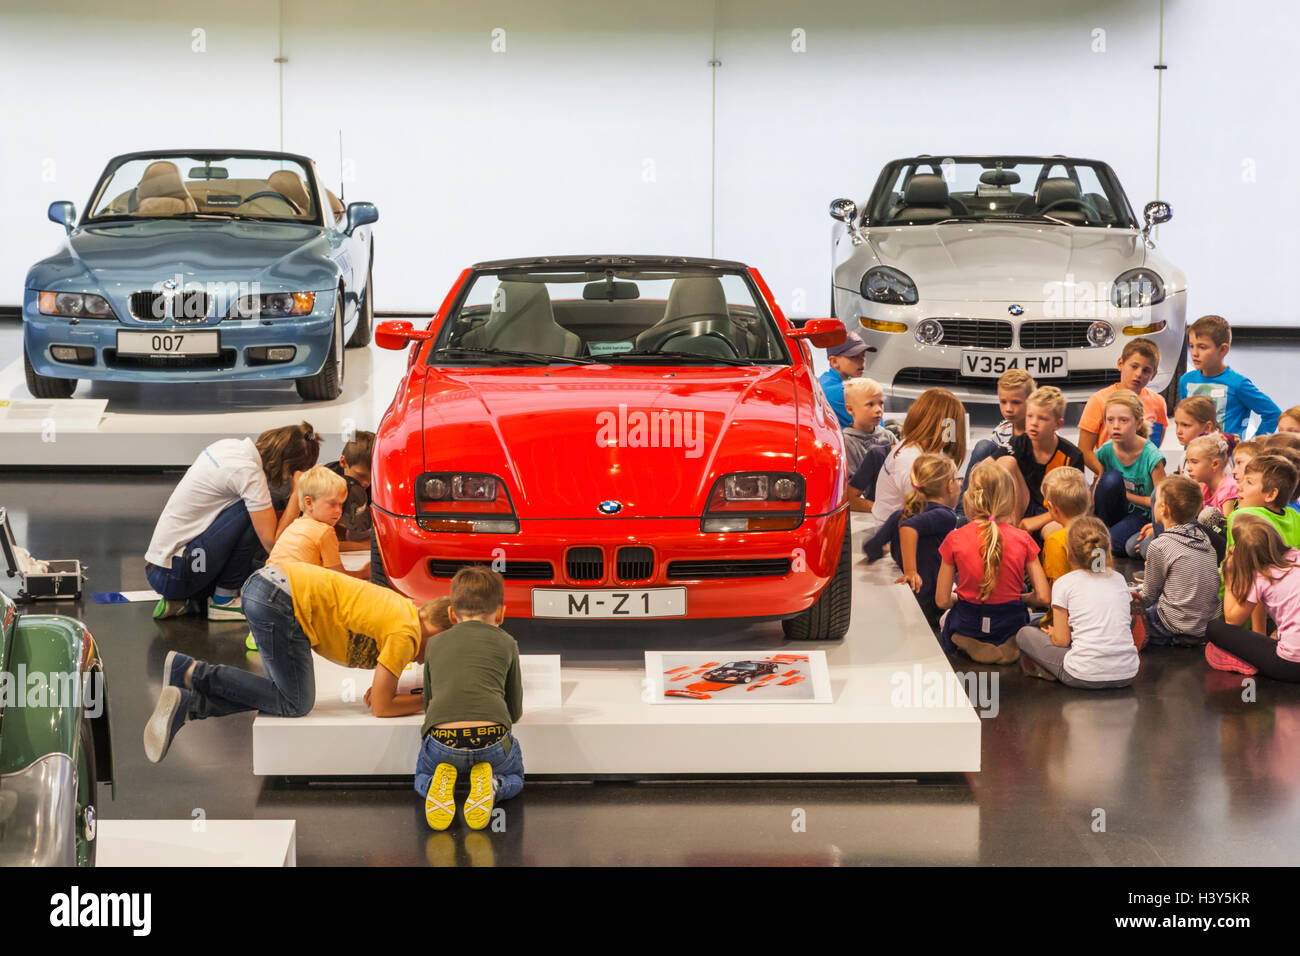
962;460;1017;601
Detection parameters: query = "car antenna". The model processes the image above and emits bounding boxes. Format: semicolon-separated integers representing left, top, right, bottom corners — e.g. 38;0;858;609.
338;129;345;205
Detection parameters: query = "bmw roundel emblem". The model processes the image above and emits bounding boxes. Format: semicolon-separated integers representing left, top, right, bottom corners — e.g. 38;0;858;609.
1008;304;1024;316
598;500;623;515
162;278;178;290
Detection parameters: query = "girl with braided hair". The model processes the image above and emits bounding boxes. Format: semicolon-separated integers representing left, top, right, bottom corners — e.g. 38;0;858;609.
935;460;1049;663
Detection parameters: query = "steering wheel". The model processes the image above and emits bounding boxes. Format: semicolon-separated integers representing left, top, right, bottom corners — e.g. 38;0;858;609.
661;329;742;359
240;191;301;214
1037;198;1089;217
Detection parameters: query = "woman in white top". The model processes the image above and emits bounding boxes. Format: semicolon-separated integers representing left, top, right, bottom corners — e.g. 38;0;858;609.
145;423;320;621
856;389;968;533
1015;517;1141;688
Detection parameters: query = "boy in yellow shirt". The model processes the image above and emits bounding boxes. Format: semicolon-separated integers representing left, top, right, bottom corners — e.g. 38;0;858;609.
1038;467;1091;625
144;562;448;762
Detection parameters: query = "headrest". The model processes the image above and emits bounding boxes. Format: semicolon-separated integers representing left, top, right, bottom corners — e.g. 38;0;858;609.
904;174;949;206
137;161;189;201
491;280;552;319
267;170;311;212
980;169;1021;186
663;277;728;322
1035;177;1082;206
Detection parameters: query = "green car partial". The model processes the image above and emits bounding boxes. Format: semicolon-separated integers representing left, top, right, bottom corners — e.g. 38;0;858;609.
0;590;114;866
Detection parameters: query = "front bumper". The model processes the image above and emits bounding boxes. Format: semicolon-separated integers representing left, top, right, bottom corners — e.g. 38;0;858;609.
835;291;1186;404
372;506;849;620
22;287;337;384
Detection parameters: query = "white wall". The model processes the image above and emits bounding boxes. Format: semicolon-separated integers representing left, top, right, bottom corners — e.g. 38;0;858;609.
0;0;1294;323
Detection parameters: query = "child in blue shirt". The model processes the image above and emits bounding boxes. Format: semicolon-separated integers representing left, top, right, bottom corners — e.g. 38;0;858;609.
1179;314;1280;437
818;333;868;428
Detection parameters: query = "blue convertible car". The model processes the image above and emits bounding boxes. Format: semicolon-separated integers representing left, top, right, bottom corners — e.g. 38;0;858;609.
23;149;378;401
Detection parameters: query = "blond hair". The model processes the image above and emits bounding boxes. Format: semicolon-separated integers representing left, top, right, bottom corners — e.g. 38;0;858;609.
1026;385;1066;421
420;595;453;631
1040;466;1089;519
297;463;347;509
843;376;884;405
997;368;1036;396
902;453;957;520
1186;434;1230;466
961;460;1017;602
1103;388;1150;439
1066;517;1112;572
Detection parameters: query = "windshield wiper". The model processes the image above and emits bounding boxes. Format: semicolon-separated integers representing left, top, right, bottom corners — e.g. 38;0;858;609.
432;346;596;365
607;349;756;367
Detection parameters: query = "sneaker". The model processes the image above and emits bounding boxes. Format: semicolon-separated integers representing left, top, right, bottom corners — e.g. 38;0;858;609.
245;633;258;651
424;763;457;831
143;686;191;763
207;595;246;622
163;650;194;690
152;597;189;620
1205;642;1258;676
464;761;494;830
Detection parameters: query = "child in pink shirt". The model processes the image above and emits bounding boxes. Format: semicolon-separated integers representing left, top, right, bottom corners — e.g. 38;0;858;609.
1184;435;1237;515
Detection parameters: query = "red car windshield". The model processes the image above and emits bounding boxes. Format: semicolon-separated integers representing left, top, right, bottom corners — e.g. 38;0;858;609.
432;268;791;365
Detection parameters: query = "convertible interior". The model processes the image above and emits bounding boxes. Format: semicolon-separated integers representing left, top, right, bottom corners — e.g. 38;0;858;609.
97;160;345;223
882;165;1119;226
451;275;787;363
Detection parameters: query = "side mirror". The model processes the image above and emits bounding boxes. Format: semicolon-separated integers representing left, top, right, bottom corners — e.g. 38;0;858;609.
1142;200;1171;247
48;201;76;234
345;201;379;236
375;320;433;351
786;318;847;350
828;198;857;224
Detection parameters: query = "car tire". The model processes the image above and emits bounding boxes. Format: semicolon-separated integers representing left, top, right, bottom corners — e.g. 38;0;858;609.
346;260;374;349
24;348;76;399
295;301;344;401
369;525;392;590
782;517;853;641
1162;331;1188;416
76;715;97;867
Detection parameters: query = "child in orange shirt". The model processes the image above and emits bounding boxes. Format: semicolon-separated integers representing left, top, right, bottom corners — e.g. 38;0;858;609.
268;465;370;581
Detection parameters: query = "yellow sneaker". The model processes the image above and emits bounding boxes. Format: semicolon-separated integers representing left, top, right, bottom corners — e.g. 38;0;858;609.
464;762;494;830
424;763;457;831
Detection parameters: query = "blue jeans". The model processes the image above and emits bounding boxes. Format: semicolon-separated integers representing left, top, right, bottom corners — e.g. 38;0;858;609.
415;733;525;802
145;501;261;603
1094;469;1148;557
187;567;317;720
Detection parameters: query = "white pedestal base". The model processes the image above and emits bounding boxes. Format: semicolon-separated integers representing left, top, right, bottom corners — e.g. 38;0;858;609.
253;516;982;777
96;820;296;866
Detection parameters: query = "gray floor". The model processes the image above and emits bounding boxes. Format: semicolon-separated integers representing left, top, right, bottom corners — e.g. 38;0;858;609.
4;340;1300;866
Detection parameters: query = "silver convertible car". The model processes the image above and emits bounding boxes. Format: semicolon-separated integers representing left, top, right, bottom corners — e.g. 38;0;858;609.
23;149;377;401
829;155;1186;408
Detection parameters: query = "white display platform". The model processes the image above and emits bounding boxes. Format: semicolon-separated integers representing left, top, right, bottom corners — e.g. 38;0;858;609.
0;330;412;466
97;819;296;866
253;516;983;777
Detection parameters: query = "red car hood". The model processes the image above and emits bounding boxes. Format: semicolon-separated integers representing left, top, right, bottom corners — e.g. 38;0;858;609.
420;365;799;519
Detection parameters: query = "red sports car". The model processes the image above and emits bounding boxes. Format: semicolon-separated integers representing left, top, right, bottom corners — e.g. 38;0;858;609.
370;255;852;640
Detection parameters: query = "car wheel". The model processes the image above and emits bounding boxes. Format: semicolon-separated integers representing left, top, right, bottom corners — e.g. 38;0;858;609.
782;517;853;641
76;715;97;867
1161;331;1188;416
24;347;76;399
369;525;392;590
346;258;374;349
295;300;344;401
743;676;753;683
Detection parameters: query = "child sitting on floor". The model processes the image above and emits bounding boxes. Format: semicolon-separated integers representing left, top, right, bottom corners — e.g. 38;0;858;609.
1137;475;1220;646
841;377;896;475
1094;389;1167;557
994;385;1084;540
870;453;961;633
268;464;370;580
1038;467;1091;627
936;460;1050;664
416;565;524;832
1184;435;1237;518
1015;517;1140;689
1205;514;1300;681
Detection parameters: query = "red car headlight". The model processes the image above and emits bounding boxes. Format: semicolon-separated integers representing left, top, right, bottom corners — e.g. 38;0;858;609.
702;472;804;532
416;472;518;533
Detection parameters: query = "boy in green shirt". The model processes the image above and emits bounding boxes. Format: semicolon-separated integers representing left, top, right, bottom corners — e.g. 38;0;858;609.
416;565;524;831
1227;455;1300;550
